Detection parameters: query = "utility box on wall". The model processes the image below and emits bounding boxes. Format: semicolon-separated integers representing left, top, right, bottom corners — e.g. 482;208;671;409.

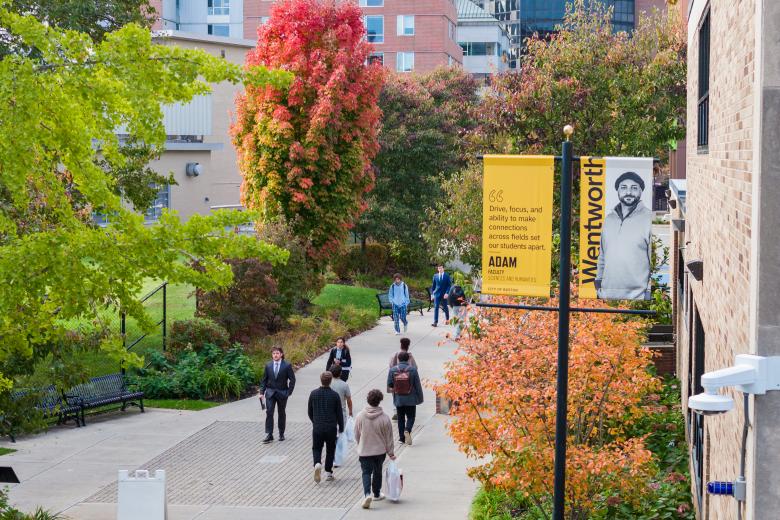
117;469;167;520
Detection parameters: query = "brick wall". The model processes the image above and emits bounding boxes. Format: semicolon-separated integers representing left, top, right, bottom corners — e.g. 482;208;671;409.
683;1;756;519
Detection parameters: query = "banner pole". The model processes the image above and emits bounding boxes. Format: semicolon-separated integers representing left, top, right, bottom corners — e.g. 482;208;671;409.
553;126;574;520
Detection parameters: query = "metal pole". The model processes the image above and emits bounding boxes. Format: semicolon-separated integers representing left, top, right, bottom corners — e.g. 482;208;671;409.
553;126;574;520
162;283;167;352
120;312;126;375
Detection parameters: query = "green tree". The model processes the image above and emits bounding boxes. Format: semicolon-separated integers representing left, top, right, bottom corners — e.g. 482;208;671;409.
425;3;686;269
232;0;383;265
0;9;293;391
355;67;479;253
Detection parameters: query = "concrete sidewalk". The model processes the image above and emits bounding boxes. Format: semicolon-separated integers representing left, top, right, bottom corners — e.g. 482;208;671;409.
1;309;477;519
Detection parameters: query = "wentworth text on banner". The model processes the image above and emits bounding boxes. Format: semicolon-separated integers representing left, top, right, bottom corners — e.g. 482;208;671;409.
481;155;554;297
578;157;654;300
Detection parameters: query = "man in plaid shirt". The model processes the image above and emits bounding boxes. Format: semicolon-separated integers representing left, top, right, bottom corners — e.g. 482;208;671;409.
308;371;344;483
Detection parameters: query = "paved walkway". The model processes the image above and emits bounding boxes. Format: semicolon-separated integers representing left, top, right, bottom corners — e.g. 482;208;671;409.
1;309;477;519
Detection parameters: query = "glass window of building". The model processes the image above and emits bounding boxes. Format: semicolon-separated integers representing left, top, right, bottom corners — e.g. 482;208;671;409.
459;42;498;56
208;24;230;37
368;52;384;66
397;15;414;36
360;0;383;6
396;52;414;72
145;184;171;223
208;0;230;16
364;16;384;43
697;10;710;151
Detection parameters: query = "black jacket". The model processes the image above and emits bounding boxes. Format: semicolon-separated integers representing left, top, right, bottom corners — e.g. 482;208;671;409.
260;360;296;398
308;387;344;433
325;347;352;373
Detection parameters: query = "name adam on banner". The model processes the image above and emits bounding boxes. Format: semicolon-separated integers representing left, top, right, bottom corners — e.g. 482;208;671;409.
579;157;606;298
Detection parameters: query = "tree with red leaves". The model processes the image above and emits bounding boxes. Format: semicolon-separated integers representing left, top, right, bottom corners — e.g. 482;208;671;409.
232;0;383;264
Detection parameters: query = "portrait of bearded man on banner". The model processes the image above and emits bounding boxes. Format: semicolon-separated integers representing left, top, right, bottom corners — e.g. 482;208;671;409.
595;170;652;300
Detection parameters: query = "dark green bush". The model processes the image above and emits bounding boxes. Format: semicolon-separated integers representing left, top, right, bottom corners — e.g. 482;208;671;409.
168;318;230;358
0;391;47;441
129;343;255;401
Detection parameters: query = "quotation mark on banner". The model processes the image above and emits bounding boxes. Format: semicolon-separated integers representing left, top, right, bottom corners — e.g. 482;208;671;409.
489;190;504;203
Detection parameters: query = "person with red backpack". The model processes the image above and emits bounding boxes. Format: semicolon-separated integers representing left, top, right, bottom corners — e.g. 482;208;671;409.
386;351;424;446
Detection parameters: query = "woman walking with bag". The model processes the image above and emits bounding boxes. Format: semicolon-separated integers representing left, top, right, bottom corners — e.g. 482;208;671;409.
326;337;352;382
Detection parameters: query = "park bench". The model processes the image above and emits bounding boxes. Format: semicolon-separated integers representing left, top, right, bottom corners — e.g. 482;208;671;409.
376;292;425;319
6;386;82;442
68;372;145;426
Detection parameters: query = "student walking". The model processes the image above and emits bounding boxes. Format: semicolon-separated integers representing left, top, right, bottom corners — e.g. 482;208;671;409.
388;273;410;335
387;351;424;445
388;337;417;421
308;372;344;483
430;264;452;327
448;284;468;339
354;389;396;509
329;365;354;419
259;346;296;443
326;337;352;382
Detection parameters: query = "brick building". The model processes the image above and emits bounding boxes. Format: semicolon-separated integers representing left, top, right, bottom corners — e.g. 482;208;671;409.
672;1;780;518
152;0;463;73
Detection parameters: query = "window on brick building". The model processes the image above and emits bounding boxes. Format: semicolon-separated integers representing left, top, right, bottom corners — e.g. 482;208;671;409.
689;306;706;510
360;0;383;6
448;20;456;40
364;16;384;43
367;52;384;66
397;52;414;72
397;15;414;36
697;10;710;152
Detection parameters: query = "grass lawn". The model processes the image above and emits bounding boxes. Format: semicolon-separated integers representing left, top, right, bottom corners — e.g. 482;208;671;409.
312;284;379;314
144;399;221;411
0;448;16;456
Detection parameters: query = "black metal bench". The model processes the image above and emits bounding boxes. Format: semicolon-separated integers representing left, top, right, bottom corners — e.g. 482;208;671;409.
376;292;425;319
7;386;82;442
68;373;144;426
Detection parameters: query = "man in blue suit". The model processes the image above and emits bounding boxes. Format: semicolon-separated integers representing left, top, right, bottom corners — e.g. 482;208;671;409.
430;264;451;327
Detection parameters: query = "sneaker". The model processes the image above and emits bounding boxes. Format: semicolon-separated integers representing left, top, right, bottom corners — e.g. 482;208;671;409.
313;463;322;483
395;331;400;335
431;323;437;327
373;492;386;501
362;495;373;509
325;472;334;481
405;430;413;446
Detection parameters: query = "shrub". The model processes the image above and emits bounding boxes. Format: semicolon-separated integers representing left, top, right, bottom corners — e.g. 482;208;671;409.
387;240;430;276
331;243;389;279
129;343;256;401
196;258;282;344
168;318;230;358
0;391;47;441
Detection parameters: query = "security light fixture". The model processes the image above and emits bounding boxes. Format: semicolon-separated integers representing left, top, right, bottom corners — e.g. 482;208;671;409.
688;355;780;415
185;162;202;177
686;259;703;281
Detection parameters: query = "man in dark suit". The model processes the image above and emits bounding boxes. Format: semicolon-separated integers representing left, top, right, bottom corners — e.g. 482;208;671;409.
259;346;296;443
430;264;452;327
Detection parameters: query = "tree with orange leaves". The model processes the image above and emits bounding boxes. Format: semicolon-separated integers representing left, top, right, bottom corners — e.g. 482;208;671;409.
232;0;383;265
435;296;660;519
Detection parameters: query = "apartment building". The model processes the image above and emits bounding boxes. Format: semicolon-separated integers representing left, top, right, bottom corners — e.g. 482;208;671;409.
456;0;510;80
672;1;780;519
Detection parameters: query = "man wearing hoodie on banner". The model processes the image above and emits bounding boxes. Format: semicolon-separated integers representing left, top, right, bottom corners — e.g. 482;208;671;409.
354;389;396;509
595;171;652;300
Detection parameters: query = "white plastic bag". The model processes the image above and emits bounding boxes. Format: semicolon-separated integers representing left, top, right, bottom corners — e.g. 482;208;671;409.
334;433;349;466
345;416;356;443
383;461;403;502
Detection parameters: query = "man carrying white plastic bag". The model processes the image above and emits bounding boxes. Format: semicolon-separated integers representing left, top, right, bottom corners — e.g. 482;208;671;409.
354;389;396;509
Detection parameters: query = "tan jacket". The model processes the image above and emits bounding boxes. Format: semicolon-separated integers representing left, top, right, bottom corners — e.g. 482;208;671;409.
354;405;395;458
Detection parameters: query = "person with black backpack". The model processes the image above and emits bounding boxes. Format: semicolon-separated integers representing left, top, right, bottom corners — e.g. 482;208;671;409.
386;351;424;446
448;284;468;340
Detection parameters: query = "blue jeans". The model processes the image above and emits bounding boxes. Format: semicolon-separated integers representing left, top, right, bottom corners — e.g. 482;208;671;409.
433;295;449;324
393;304;408;333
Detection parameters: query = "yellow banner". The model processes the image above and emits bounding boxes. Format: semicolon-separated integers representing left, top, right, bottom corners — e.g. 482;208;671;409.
578;157;606;299
481;155;554;297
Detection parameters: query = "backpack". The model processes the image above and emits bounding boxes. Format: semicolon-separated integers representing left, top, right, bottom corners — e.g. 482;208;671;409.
393;367;412;395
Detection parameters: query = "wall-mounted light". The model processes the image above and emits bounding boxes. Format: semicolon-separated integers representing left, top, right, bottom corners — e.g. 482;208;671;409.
185;162;202;177
668;198;677;209
686;259;703;281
